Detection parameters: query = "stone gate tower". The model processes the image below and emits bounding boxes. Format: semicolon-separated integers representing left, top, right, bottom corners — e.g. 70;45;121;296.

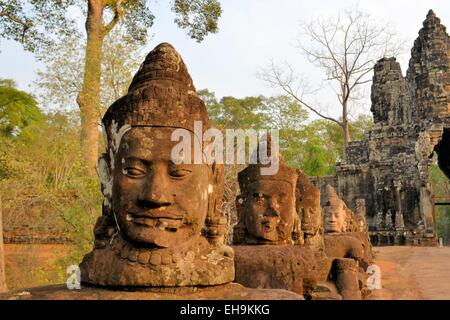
313;10;450;246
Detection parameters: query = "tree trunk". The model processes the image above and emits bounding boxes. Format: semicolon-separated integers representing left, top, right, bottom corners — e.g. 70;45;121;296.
0;197;7;293
342;100;351;161
77;0;105;176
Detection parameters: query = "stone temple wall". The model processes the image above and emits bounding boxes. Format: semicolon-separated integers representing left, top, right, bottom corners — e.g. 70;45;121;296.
312;10;450;246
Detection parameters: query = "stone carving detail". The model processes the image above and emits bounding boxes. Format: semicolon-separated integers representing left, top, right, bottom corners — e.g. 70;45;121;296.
80;42;234;287
296;169;324;252
232;149;317;298
233;144;300;245
323;184;348;233
312;10;450;246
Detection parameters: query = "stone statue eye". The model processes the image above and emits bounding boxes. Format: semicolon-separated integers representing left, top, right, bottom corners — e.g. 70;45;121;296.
169;167;192;178
252;193;265;205
124;167;146;178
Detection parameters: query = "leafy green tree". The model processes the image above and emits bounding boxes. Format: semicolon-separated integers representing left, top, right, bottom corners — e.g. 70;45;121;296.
0;79;43;136
1;0;222;175
297;114;373;176
199;89;373;176
33;27;144;112
260;95;308;168
198;89;269;130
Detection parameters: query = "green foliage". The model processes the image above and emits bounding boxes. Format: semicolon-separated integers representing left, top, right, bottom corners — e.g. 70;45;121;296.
431;160;450;245
172;0;222;42
117;0;155;44
33;27;145;111
0;110;101;279
0;79;43;136
1;0;221;54
200;89;373;176
296;115;373;176
198;89;269;129
0;0;78;54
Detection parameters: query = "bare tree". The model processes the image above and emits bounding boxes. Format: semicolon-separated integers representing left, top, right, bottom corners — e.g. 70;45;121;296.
260;8;404;159
0;197;7;293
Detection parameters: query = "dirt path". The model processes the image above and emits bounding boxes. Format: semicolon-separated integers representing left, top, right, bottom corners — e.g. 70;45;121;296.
370;246;450;300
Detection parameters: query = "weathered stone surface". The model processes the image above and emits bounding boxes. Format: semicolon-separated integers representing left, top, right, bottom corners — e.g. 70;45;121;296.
296;169;324;252
232;152;318;298
81;236;234;287
233;245;317;298
233;143;300;245
81;42;233;288
294;171;372;299
331;258;362;300
0;283;303;300
324;233;372;270
312;10;450;246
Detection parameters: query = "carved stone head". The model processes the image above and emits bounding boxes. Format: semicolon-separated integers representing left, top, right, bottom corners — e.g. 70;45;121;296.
98;42;224;249
110;127;212;248
234;146;299;245
80;43;233;287
296;169;322;237
323;184;347;233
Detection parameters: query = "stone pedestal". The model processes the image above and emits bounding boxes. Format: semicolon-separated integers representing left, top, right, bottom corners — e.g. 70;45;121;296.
0;283;303;300
233;245;318;298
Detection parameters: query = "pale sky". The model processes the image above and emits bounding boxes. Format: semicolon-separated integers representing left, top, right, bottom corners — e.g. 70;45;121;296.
1;0;449;119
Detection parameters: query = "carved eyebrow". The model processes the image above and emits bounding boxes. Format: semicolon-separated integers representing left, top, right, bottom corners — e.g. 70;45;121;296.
122;157;149;166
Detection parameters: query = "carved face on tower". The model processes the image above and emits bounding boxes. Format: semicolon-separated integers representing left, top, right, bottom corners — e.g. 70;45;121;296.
323;184;347;233
296;169;322;236
111;127;210;248
236;150;298;244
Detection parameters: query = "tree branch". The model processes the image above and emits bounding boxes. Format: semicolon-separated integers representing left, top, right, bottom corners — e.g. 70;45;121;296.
0;10;33;43
104;0;124;35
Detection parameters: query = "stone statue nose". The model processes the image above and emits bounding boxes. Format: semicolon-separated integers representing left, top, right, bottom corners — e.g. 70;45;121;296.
139;165;173;205
266;198;280;217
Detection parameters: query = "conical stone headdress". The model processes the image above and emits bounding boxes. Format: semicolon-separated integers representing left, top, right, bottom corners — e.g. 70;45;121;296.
323;184;342;207
102;42;210;150
237;134;297;194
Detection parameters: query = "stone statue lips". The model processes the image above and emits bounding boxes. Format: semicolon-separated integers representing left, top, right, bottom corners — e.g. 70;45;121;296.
127;210;184;231
327;222;339;230
302;223;314;232
261;217;277;232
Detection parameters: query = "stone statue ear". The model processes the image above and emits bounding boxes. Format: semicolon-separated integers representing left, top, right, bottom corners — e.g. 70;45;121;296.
235;195;246;227
236;195;245;209
204;162;226;246
232;194;247;245
292;212;304;245
98;153;113;216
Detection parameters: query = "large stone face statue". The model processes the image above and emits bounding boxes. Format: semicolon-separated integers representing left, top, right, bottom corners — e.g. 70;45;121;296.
80;42;234;287
234;150;299;245
323;184;347;233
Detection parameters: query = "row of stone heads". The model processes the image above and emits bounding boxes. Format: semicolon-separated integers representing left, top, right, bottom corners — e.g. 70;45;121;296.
92;41;367;251
60;42;374;300
93;126;366;252
233;166;367;246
